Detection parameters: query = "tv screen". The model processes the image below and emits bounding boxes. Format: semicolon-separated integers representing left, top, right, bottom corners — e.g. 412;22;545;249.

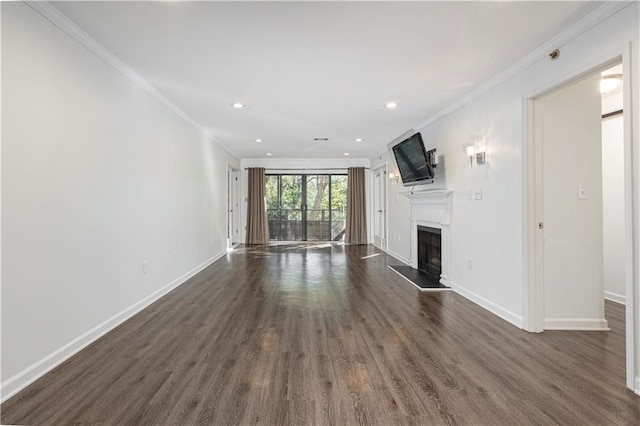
392;133;434;185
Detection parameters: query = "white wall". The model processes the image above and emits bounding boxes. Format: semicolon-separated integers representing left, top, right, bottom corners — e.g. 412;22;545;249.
239;158;370;243
1;2;238;400
371;1;639;375
602;99;625;304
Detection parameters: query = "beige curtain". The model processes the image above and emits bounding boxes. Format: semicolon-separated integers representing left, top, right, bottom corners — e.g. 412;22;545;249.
246;167;270;245
345;167;368;245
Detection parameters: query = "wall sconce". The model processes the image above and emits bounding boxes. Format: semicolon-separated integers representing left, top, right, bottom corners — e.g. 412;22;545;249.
466;145;486;167
466;145;475;167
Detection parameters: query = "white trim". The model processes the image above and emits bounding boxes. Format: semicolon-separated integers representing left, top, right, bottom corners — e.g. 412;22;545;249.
543;319;610;331
416;1;633;130
0;3;4;396
24;1;239;160
522;97;536;332
604;291;626;305
387;265;452;293
620;42;636;394
635;376;640;396
0;251;226;403
450;281;524;329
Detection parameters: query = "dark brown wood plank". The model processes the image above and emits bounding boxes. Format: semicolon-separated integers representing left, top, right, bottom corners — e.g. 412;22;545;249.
2;244;639;425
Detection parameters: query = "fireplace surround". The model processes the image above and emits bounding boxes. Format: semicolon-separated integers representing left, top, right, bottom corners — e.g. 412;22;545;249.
405;190;452;285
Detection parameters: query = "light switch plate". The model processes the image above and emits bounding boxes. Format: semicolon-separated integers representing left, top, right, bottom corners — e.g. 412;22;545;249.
577;185;587;200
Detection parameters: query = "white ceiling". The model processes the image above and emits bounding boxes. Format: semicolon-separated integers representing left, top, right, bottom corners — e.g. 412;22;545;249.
52;1;601;159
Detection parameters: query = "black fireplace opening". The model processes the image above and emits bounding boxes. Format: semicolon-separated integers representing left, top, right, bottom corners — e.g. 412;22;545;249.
417;226;441;279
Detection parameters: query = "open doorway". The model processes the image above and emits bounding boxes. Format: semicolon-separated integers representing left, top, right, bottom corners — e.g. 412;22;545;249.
601;64;625;307
535;71;609;331
525;57;635;391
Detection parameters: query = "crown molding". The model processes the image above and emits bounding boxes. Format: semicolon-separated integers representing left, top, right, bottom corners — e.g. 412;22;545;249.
415;0;635;130
25;1;239;160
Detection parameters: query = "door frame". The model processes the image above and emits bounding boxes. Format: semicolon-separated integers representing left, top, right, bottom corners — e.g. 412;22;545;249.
523;44;635;391
266;173;346;242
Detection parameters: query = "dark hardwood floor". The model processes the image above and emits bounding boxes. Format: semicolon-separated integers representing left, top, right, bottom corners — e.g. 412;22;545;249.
2;244;639;425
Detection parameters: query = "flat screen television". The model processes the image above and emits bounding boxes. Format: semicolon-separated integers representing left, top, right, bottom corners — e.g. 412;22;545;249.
392;133;435;185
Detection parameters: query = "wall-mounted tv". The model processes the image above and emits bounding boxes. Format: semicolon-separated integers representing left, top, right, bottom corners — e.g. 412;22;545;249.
392;132;435;186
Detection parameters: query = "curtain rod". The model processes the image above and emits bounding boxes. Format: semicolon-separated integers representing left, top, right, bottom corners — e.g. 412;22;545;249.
244;167;369;171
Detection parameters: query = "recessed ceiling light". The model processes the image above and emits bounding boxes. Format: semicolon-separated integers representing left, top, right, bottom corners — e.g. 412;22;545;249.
255;139;263;143
600;74;622;94
344;152;350;156
232;103;245;109
385;102;398;109
266;152;272;156
354;138;363;142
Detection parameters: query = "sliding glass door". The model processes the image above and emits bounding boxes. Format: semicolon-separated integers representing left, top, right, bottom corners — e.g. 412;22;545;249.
266;174;347;241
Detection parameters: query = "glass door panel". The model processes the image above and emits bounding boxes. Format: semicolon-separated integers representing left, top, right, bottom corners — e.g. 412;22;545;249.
279;175;303;241
306;175;330;241
330;175;347;241
265;175;280;240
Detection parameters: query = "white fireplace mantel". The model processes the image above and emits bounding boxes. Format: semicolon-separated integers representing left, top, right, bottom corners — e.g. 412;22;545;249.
401;190;453;285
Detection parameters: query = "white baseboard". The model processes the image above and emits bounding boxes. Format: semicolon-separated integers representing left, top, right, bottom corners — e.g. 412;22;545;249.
604;291;626;305
544;318;610;331
449;281;523;329
0;251;225;403
635;376;640;396
385;248;411;266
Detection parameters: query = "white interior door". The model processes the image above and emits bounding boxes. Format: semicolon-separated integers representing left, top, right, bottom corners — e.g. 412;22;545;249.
231;170;241;244
373;166;386;248
535;73;608;330
227;169;233;248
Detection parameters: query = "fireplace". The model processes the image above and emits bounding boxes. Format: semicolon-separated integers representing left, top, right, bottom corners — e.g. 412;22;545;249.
417;226;441;279
407;190;451;286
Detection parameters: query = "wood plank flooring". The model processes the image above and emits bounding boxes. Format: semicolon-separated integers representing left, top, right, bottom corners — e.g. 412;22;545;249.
2;243;639;425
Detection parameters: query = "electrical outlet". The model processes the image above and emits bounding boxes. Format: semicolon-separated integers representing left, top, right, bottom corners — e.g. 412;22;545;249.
474;188;483;200
143;261;149;274
466;257;473;270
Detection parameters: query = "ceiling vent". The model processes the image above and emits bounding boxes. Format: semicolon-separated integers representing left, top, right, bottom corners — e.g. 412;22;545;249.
313;137;329;141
